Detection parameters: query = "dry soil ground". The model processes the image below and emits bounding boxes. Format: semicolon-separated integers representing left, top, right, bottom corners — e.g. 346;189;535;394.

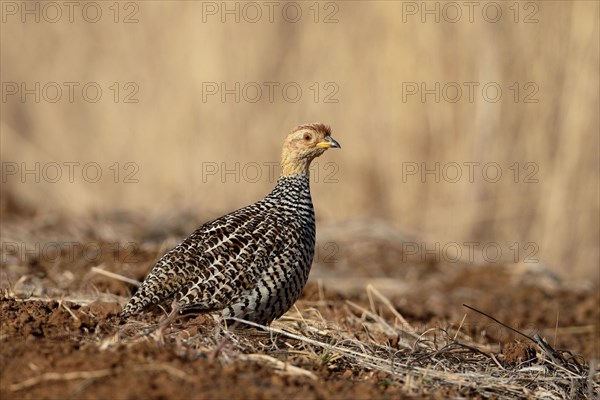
1;211;598;399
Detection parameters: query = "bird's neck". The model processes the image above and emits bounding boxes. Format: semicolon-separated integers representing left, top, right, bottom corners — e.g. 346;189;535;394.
281;163;309;177
270;175;314;221
280;156;311;177
272;174;312;199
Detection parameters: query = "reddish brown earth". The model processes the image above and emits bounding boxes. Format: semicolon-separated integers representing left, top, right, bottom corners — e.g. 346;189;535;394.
1;213;598;399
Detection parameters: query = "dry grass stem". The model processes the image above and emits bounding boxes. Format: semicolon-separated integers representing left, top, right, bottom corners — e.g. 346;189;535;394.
10;364;191;392
90;266;142;287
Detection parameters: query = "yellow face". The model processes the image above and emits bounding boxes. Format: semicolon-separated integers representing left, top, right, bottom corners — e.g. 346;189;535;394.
281;124;341;177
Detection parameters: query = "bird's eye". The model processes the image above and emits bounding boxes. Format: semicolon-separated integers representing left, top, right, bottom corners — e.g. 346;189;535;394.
304;134;311;141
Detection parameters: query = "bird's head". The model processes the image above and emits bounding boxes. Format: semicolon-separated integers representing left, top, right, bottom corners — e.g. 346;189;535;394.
280;123;341;177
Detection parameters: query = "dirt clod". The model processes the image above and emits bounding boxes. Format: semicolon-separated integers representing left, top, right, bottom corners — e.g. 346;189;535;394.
501;342;537;365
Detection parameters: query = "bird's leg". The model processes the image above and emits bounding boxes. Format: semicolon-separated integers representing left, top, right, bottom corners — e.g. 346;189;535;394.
152;300;182;343
208;311;250;361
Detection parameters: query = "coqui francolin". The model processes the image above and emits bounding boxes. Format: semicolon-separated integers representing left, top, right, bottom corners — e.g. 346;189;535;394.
121;123;341;325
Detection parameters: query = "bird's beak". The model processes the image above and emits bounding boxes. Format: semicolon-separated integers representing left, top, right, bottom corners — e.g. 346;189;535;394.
316;136;341;149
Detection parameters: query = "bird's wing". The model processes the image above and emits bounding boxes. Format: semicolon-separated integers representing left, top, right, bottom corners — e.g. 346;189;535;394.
122;200;287;316
174;207;288;311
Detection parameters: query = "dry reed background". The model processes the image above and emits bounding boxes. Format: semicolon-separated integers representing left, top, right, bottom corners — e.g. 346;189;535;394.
1;1;598;282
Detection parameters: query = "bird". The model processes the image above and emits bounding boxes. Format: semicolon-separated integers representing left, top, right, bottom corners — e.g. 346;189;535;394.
120;123;341;325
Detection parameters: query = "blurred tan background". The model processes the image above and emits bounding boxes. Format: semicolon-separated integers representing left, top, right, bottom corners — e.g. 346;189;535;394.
1;1;598;283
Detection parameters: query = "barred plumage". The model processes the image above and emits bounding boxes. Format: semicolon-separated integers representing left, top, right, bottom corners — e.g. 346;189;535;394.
121;123;340;324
